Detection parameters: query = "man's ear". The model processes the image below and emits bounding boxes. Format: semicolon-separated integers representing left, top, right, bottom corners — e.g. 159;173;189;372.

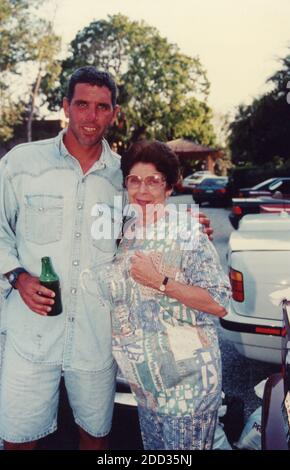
111;105;120;124
63;98;69;119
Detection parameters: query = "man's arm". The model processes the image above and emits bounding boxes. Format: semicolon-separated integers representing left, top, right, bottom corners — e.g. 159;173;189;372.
0;159;55;315
0;159;21;276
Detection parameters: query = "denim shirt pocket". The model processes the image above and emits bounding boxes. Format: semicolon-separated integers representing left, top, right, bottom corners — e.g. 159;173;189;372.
24;194;64;245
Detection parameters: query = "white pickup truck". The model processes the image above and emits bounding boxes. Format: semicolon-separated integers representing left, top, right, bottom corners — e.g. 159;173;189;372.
220;212;290;363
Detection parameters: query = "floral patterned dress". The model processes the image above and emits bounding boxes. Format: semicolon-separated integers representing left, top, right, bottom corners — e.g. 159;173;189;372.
97;211;231;450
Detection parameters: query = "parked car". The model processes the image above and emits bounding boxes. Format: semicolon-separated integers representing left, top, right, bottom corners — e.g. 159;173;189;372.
262;299;290;450
181;171;216;193
220;212;290;364
192;177;229;206
238;177;290;199
229;196;290;229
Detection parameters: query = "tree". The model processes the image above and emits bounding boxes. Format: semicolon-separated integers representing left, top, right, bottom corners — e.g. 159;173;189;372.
268;53;290;99
0;0;61;142
228;50;290;166
0;90;23;141
25;20;61;141
0;0;34;73
0;0;33;141
47;14;216;146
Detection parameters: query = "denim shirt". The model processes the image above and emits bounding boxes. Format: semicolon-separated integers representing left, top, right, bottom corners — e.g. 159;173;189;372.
0;130;123;371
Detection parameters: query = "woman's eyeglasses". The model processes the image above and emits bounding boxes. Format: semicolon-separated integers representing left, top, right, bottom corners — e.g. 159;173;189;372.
125;174;166;190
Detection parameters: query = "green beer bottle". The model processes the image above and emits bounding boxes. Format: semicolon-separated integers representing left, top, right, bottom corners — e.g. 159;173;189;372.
39;257;62;316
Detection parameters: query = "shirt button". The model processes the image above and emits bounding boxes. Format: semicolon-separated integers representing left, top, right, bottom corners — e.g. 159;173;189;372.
71;288;77;294
73;260;79;266
75;232;81;238
77;203;83;210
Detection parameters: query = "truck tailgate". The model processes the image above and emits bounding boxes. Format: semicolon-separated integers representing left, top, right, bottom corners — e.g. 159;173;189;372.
230;251;290;321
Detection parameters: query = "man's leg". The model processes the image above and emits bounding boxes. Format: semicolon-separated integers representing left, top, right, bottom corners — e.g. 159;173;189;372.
78;426;109;450
4;440;38;450
0;339;61;449
64;360;117;451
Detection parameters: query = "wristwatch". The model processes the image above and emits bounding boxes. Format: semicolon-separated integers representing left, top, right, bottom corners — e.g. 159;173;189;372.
159;276;169;292
7;268;28;289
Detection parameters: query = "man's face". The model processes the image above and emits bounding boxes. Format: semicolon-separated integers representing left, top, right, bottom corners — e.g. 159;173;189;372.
63;83;119;148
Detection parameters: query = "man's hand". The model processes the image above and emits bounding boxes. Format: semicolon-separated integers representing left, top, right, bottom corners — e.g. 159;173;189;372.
15;273;55;316
130;252;162;290
196;211;214;241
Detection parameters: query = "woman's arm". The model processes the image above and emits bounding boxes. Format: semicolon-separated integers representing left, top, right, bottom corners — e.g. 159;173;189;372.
131;224;231;318
130;251;227;317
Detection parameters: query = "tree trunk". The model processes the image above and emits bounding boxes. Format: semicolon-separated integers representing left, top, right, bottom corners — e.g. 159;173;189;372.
27;69;42;142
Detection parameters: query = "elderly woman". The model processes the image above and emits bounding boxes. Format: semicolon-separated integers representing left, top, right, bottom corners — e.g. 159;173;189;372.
96;140;231;450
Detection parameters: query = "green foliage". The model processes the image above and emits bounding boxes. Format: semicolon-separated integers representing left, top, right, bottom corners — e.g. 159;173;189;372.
25;19;62;140
0;0;42;72
47;14;216;145
0;0;31;140
229;49;290;166
0;0;61;142
0;86;24;141
268;54;290;98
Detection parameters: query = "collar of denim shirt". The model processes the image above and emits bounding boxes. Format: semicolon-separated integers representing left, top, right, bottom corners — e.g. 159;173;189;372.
55;129;118;170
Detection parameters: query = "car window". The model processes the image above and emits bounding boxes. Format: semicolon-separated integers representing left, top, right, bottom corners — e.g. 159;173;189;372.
278;181;290;194
252;178;276;190
269;181;283;191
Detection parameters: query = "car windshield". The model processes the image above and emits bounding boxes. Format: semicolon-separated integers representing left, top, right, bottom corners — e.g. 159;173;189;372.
251;178;277;190
200;178;227;187
186;175;200;180
185;175;201;181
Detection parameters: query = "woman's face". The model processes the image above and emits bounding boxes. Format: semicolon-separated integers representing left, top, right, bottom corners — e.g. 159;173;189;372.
125;162;172;217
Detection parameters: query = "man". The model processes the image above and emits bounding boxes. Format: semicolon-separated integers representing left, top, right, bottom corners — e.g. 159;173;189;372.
0;67;122;450
0;66;213;450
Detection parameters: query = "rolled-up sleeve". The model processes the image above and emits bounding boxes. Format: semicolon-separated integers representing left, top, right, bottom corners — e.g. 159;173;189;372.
180;230;231;309
0;158;20;285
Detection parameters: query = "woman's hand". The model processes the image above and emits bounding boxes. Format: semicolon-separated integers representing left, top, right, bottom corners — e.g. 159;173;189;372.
130;251;163;289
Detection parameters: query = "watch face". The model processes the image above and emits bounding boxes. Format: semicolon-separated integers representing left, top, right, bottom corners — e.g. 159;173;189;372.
159;284;166;292
8;268;27;288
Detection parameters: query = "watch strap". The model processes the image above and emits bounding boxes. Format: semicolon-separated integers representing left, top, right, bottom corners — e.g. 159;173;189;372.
8;268;28;289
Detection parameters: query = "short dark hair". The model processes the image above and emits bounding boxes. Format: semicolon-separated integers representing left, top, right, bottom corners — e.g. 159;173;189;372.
121;140;180;189
66;66;118;107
